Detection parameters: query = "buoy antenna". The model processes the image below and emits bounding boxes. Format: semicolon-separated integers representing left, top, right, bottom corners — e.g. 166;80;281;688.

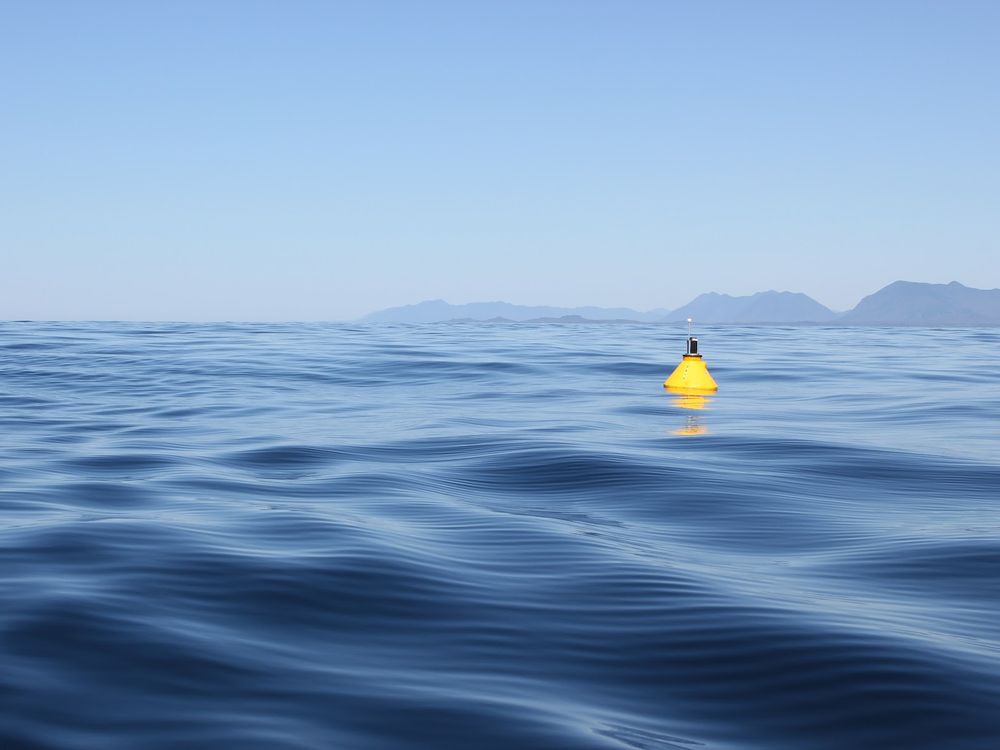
684;318;699;357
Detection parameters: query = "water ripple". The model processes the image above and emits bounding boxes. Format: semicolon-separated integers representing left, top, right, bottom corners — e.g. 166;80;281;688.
1;322;999;749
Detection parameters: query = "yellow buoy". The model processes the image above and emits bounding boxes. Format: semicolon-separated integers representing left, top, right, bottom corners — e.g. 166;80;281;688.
664;331;718;393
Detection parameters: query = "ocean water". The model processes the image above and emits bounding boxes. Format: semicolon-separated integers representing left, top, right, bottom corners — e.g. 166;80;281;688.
2;321;999;750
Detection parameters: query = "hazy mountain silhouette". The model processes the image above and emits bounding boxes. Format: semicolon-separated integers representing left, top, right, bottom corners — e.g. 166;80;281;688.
665;290;837;323
362;292;835;324
362;283;1000;325
361;300;662;322
839;281;1000;325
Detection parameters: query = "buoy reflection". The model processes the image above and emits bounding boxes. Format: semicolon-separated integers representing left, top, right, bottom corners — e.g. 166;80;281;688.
667;387;710;436
671;394;709;410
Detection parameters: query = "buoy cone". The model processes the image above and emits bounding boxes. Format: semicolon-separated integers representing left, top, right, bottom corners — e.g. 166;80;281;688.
664;336;718;393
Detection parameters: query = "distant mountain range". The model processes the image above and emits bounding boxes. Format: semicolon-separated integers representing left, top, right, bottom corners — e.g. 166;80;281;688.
359;299;664;323
667;291;838;323
361;281;1000;326
838;281;1000;325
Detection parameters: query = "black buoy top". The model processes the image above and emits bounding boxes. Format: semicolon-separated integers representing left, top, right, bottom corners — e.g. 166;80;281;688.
686;337;699;356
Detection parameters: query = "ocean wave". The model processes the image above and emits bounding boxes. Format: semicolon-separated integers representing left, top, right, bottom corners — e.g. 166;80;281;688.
1;322;998;749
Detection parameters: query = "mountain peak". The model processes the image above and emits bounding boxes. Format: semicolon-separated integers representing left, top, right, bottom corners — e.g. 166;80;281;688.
840;280;1000;325
666;290;835;323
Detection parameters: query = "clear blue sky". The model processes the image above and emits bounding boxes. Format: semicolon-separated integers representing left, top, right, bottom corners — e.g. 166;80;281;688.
3;1;998;320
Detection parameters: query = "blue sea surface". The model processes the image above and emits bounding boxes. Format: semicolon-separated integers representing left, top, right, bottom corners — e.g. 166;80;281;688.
2;322;999;749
